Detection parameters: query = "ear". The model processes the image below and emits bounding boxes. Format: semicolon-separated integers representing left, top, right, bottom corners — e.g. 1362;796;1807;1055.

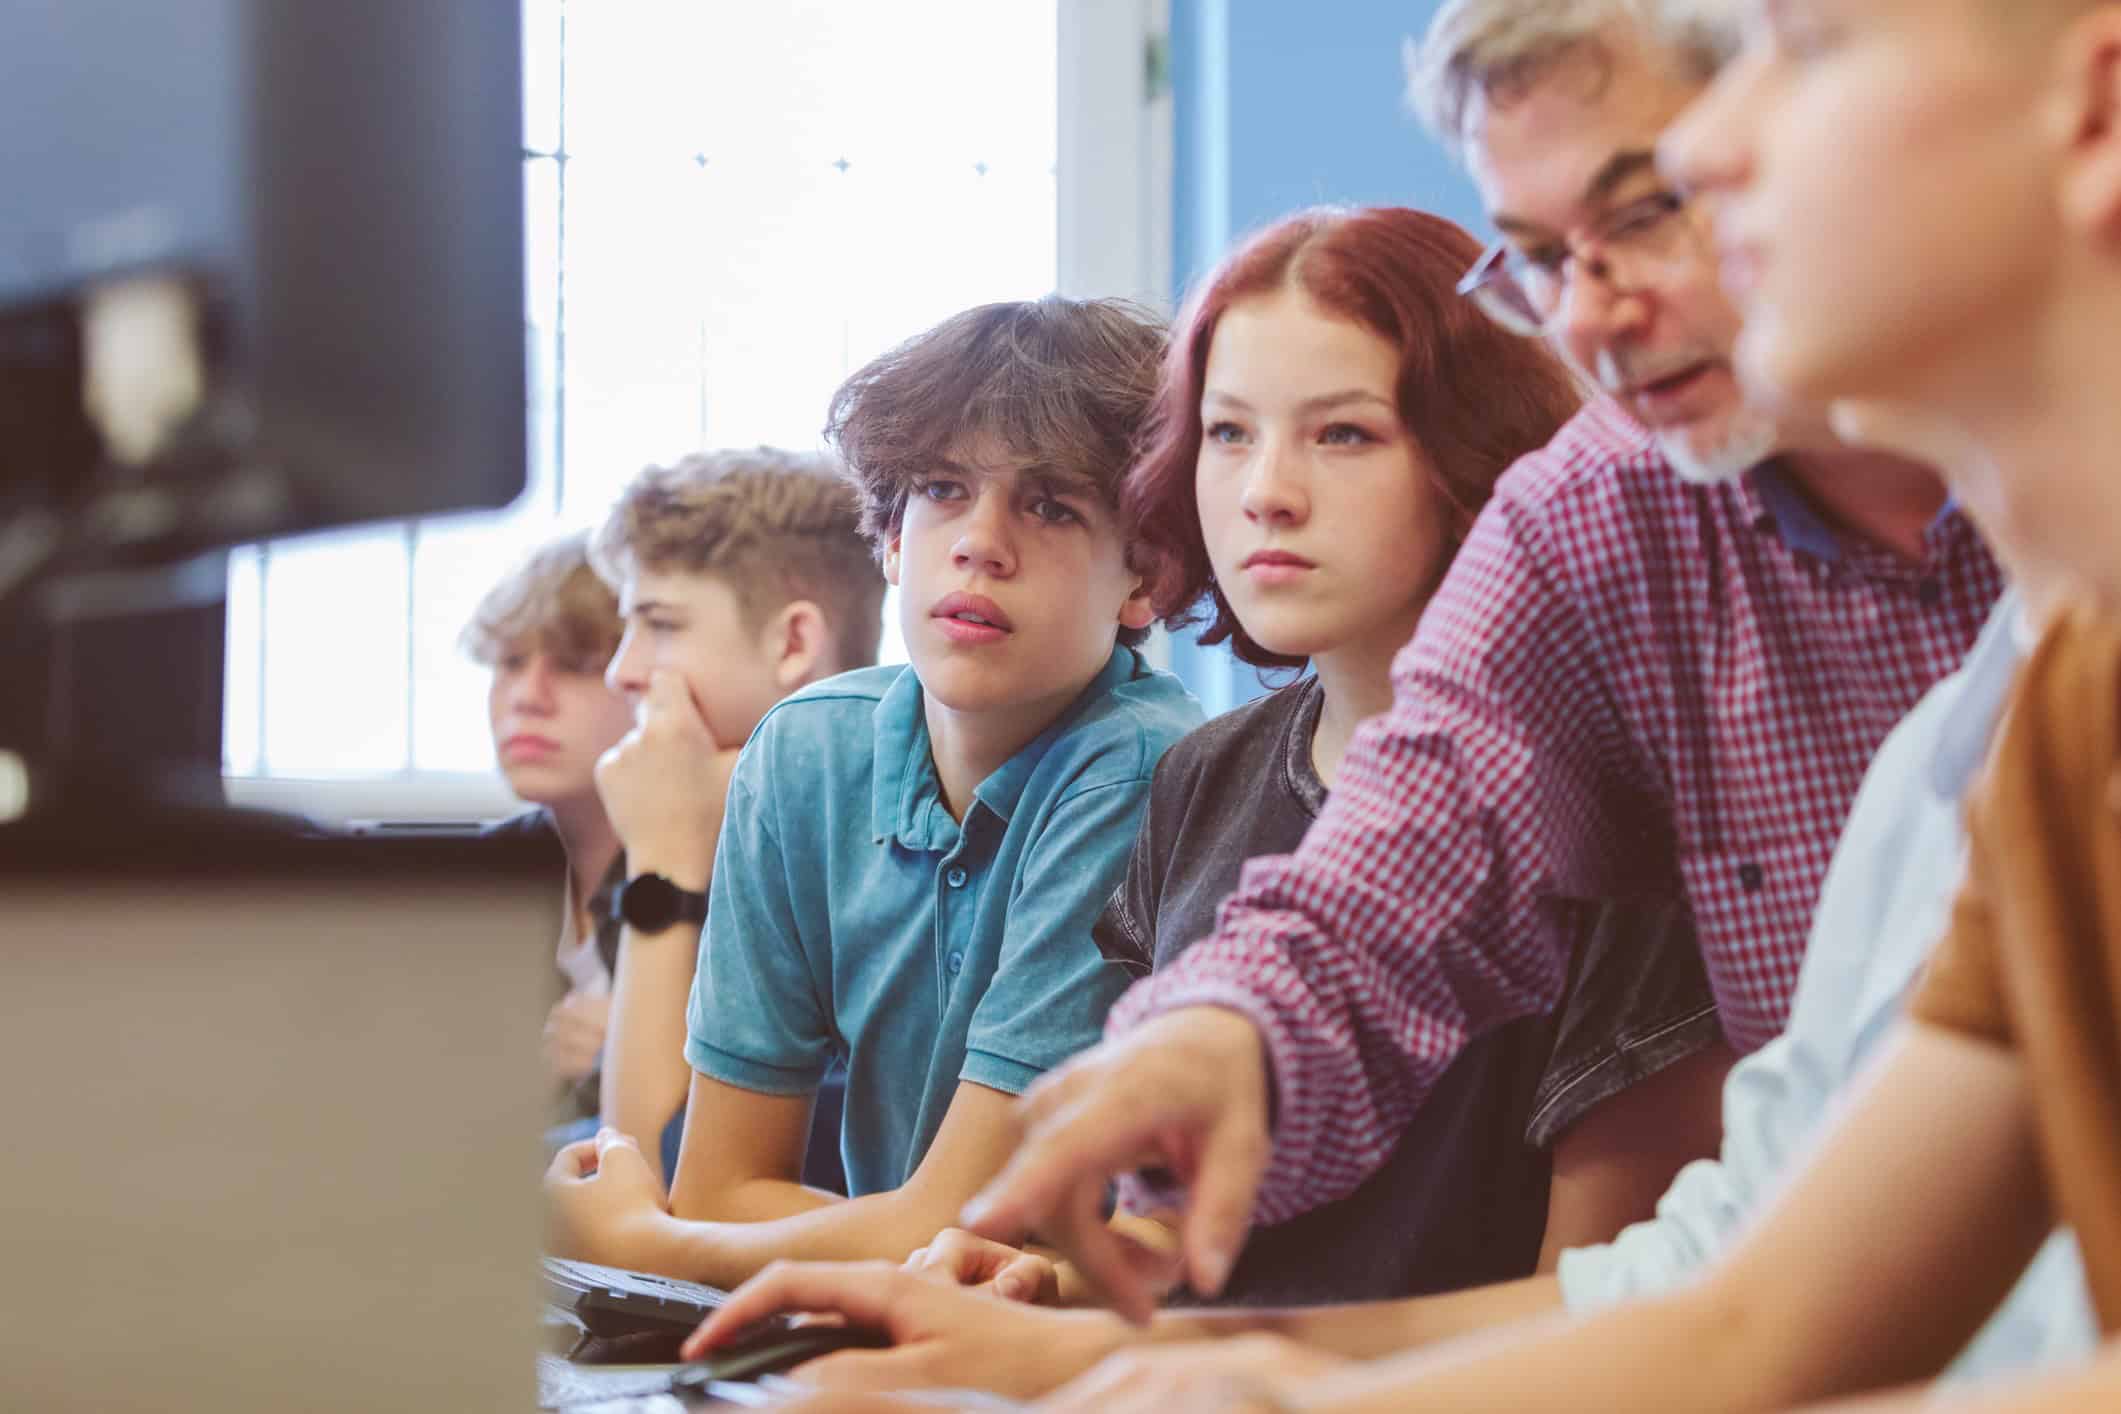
2055;9;2121;239
1117;574;1156;634
761;600;832;690
880;534;902;588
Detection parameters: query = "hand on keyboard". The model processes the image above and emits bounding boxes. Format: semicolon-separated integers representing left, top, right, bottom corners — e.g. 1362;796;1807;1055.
682;1260;1126;1400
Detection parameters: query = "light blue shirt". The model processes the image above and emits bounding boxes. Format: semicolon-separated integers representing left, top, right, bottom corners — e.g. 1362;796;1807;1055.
1558;591;2096;1381
685;645;1202;1198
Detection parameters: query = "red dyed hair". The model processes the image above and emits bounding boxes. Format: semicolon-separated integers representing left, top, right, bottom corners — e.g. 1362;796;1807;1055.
1123;205;1582;669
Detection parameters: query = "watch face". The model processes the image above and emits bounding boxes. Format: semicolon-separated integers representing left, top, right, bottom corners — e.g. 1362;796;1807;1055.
620;875;679;932
618;874;705;932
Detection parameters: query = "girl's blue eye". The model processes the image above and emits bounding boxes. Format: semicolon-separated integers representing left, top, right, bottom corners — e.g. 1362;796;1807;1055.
1203;420;1248;445
1320;423;1376;446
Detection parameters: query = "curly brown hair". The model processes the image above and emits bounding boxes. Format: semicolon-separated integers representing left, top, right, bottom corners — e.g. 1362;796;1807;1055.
589;447;886;670
824;296;1169;648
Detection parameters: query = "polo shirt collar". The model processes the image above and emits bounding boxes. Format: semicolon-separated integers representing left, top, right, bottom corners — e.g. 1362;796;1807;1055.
868;645;1139;848
871;664;952;850
975;644;1138;824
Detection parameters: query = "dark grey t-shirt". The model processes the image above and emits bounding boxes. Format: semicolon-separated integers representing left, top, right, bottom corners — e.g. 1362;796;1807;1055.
1093;678;1555;1304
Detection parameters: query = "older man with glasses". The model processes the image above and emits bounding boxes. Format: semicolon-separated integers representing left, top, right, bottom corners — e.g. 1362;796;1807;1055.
935;0;2011;1327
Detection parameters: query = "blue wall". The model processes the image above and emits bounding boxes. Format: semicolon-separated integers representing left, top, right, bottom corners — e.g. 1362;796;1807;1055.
1164;0;1480;712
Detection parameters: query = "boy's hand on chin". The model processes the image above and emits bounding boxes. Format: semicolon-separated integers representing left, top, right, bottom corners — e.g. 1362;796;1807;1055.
596;669;741;888
544;1128;674;1271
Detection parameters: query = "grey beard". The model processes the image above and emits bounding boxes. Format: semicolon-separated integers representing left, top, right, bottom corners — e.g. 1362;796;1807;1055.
1657;412;1779;487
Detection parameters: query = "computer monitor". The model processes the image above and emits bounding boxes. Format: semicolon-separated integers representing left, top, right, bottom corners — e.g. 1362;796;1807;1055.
1;0;527;801
1;0;526;586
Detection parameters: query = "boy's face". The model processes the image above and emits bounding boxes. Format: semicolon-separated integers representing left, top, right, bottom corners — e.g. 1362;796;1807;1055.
883;433;1153;731
1665;0;2112;596
607;568;787;747
487;642;633;806
1664;0;2059;428
1464;19;1777;482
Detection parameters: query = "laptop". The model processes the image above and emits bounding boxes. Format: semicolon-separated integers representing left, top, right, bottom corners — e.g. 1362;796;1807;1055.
0;809;551;1411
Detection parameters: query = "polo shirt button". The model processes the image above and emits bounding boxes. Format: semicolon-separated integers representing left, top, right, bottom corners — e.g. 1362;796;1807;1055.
947;951;963;976
1738;861;1765;894
945;866;968;889
1917;577;1943;606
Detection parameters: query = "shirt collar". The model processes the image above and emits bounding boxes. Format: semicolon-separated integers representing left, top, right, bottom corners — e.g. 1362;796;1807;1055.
869;645;1142;848
1929;586;2027;799
1742;459;1844;564
1740;460;1975;573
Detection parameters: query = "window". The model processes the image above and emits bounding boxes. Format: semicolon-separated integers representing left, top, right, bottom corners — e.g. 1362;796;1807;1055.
225;0;1140;809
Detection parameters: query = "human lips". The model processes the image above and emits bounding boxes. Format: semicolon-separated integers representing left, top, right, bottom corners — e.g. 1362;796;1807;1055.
931;591;1014;645
500;732;562;759
1607;354;1727;428
1240;548;1318;585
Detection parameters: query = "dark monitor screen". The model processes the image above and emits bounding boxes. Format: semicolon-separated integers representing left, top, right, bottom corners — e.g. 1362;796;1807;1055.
1;0;527;582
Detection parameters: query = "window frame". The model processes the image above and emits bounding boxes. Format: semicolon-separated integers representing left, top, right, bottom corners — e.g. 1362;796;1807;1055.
223;2;1171;826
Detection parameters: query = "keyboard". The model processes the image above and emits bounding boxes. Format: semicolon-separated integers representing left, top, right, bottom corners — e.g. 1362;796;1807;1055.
542;1257;748;1344
534;1354;791;1409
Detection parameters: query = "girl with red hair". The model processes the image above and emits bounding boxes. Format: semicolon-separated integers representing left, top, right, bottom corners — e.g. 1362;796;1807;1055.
927;205;1729;1308
687;210;1740;1385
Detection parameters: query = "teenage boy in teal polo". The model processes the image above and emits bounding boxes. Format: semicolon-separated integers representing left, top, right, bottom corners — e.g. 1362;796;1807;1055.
545;296;1201;1288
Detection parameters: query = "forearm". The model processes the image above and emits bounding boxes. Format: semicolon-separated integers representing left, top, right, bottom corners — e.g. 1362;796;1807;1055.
671;1170;842;1225
1144;1274;1562;1362
600;921;701;1177
1797;1342;2121;1413
649;1184;983;1290
1289;1282;1784;1414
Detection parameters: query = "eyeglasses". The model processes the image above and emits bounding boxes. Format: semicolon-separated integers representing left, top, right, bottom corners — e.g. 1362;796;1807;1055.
1456;190;1699;336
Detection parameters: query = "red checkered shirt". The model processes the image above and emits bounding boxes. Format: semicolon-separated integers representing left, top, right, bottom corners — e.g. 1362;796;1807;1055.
1111;398;2004;1225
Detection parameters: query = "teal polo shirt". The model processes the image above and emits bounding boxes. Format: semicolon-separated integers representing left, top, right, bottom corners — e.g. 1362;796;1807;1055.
684;644;1202;1197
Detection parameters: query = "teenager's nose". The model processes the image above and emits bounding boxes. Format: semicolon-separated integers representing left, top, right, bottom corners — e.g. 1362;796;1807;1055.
951;488;1018;578
604;628;650;699
1240;438;1310;527
513;652;561;713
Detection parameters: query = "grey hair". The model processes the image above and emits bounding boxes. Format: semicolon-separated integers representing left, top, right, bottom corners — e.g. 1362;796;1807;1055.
1406;0;1741;163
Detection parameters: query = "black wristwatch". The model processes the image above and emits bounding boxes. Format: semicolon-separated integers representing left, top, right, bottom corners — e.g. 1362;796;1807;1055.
613;873;709;932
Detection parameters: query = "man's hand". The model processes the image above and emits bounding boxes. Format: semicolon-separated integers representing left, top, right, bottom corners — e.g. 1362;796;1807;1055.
596;669;742;888
960;1006;1271;1323
543;989;610;1084
682;1261;1131;1401
1035;1334;1336;1414
903;1228;1062;1305
544;1128;677;1272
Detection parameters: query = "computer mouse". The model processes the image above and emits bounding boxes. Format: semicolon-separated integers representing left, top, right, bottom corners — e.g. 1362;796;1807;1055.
669;1318;894;1387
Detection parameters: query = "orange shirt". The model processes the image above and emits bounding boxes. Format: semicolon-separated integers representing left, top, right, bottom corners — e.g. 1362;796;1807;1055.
1913;603;2121;1334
